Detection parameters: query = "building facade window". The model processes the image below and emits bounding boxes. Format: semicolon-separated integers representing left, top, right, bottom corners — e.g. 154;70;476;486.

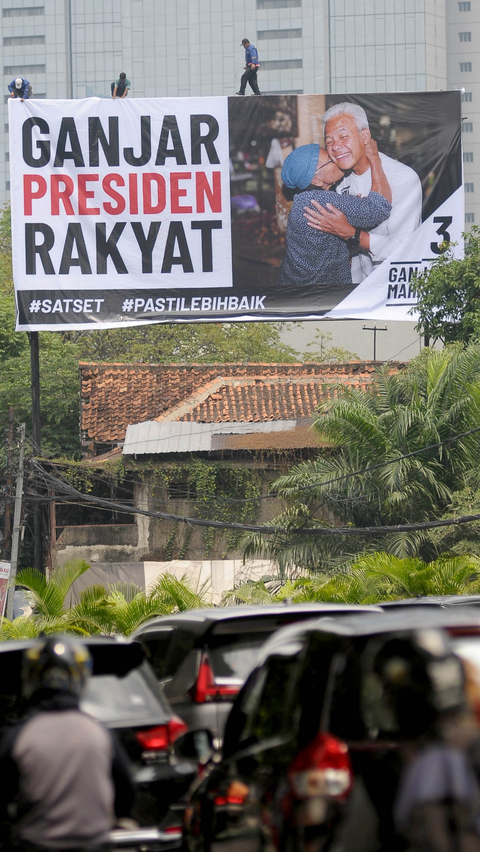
4;64;46;75
465;212;475;222
462;122;473;131
2;5;44;15
459;1;471;9
460;62;472;71
3;35;45;46
257;28;302;39
464;152;474;162
257;0;301;7
465;183;475;192
462;92;473;101
261;59;303;70
459;32;472;41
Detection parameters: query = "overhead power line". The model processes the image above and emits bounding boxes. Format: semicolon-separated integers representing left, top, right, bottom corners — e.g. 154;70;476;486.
29;458;480;539
33;422;480;506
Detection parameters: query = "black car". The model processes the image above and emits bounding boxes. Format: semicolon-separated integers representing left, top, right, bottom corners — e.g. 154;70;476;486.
0;636;195;845
133;604;381;740
179;608;480;852
379;594;480;610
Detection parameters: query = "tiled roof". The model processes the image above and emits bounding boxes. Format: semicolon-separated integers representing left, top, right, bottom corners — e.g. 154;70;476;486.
80;361;405;446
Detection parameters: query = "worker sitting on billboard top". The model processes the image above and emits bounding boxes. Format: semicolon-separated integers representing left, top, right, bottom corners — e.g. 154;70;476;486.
8;77;32;102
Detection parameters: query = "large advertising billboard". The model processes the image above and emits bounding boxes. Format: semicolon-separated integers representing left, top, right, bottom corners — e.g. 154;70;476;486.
10;91;463;331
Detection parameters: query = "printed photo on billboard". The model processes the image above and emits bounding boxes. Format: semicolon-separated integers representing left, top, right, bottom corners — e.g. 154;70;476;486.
10;91;463;330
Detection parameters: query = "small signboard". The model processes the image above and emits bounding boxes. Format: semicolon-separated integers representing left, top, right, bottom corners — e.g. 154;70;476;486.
0;561;11;619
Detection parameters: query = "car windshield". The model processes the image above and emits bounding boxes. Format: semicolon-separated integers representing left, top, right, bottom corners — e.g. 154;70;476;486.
208;633;269;682
81;666;168;725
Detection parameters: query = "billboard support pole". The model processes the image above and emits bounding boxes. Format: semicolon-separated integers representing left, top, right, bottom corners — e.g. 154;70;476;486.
6;423;25;622
4;406;14;554
28;332;43;575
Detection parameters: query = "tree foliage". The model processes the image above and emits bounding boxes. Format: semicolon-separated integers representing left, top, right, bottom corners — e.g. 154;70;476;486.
306;330;360;363
224;552;480;605
3;553;480;640
414;227;480;344
243;344;480;571
0;562;211;639
67;321;300;365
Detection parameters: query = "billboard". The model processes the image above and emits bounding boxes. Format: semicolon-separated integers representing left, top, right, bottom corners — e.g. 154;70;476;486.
10;91;463;331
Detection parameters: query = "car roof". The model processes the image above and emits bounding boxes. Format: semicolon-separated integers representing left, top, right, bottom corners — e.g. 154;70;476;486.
0;635;145;676
254;607;480;663
379;595;480;608
133;603;383;637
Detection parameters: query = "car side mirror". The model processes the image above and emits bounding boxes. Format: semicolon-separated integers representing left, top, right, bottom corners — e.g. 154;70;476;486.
172;728;215;764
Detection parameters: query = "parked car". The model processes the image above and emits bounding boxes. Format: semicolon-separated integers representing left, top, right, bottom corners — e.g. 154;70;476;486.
178;608;480;852
0;636;195;847
133;604;382;740
379;594;480;610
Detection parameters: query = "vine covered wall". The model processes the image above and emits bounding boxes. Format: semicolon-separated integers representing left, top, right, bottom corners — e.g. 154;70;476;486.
152;459;264;558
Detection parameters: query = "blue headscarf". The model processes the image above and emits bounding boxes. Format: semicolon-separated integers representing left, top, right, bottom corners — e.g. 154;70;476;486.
281;144;320;190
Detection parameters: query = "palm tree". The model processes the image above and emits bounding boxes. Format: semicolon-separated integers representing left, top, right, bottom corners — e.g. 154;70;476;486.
223;553;480;606
0;566;211;640
0;560;107;639
243;344;480;571
100;574;211;636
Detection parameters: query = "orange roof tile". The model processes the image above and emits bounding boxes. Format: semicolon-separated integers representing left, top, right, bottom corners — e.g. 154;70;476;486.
79;361;405;446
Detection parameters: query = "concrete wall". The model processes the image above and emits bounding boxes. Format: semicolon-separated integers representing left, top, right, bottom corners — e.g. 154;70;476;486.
65;557;276;605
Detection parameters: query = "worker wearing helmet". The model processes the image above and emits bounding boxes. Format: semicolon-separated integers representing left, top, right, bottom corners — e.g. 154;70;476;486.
363;629;480;852
0;635;135;852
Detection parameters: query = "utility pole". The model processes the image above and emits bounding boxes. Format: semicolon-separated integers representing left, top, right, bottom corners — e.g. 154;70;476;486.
362;324;388;361
6;423;25;621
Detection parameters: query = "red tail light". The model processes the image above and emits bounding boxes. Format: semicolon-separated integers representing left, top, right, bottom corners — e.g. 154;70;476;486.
215;780;250;807
191;653;240;704
135;715;188;752
214;795;247;806
288;733;353;801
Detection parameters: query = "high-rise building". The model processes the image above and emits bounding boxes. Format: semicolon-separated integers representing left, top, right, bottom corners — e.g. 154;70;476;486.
0;0;475;222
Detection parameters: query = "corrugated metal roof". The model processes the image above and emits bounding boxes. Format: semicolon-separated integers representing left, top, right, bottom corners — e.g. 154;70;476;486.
123;419;313;455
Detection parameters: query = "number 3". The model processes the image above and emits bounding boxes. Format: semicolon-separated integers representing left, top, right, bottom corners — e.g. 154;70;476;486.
430;216;453;255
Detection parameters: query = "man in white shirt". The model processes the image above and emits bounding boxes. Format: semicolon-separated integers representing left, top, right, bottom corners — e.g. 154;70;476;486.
304;102;422;284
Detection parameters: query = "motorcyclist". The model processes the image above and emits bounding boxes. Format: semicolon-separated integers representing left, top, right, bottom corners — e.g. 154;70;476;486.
0;635;135;852
335;628;480;852
370;629;480;852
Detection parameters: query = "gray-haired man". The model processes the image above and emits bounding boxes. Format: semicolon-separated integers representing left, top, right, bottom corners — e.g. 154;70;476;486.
304;102;422;283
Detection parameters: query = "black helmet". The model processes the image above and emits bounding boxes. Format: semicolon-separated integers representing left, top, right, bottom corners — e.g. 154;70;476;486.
22;635;93;700
362;629;465;738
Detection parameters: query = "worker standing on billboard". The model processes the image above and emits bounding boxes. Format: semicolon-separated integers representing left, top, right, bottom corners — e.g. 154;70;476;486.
237;39;262;96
